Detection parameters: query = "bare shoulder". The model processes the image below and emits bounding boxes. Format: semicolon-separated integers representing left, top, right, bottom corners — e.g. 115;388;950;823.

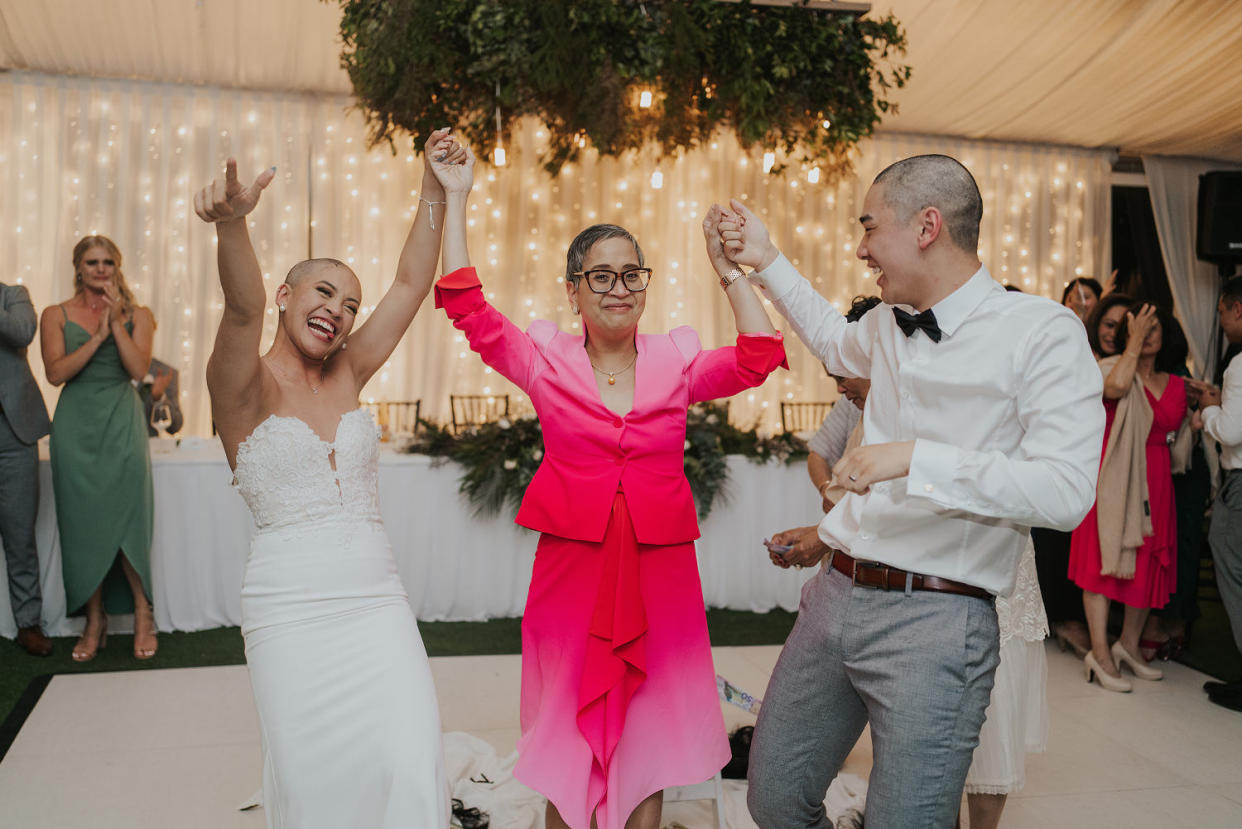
40;302;65;326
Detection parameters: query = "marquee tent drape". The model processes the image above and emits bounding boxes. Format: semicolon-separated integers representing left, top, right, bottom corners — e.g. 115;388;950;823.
1143;155;1242;380
0;71;1114;435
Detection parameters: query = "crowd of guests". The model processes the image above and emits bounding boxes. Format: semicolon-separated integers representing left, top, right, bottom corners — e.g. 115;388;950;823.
1;235;181;660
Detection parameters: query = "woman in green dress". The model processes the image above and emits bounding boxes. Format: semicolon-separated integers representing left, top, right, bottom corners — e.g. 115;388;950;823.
39;235;156;661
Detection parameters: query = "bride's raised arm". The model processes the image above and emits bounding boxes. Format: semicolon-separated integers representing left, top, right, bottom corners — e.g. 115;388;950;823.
337;129;466;389
196;160;275;436
431;145;547;393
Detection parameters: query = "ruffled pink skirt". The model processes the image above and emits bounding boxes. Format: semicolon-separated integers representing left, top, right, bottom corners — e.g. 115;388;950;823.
515;492;729;829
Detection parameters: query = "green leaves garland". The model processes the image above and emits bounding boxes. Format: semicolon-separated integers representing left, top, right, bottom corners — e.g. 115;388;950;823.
406;403;808;520
333;0;910;180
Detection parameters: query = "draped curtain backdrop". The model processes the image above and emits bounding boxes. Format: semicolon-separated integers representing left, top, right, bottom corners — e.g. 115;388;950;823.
1143;155;1242;380
1;71;1115;435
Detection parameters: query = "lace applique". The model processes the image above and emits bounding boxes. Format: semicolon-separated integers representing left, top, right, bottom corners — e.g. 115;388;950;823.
234;408;382;531
996;539;1049;645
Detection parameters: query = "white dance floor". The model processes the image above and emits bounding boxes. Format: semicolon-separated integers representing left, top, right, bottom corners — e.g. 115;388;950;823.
2;642;1241;828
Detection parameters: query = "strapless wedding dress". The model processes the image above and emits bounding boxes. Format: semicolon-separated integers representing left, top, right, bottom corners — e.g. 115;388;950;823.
234;408;447;828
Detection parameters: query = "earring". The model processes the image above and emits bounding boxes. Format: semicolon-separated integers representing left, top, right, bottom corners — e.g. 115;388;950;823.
571;303;579;315
340;339;348;351
278;303;286;312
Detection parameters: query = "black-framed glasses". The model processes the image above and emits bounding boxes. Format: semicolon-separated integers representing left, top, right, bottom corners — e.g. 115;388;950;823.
570;268;653;294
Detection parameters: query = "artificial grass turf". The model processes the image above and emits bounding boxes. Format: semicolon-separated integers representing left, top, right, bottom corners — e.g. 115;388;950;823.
0;609;799;732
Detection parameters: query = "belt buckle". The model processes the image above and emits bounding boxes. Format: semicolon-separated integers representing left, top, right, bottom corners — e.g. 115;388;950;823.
852;559;890;590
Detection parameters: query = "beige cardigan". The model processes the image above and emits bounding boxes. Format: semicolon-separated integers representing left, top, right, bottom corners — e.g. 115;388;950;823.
1095;355;1154;579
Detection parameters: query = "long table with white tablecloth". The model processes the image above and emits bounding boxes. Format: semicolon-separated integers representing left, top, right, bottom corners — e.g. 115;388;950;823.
1;439;820;638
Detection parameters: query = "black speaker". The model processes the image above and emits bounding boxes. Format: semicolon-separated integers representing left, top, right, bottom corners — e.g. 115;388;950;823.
1198;171;1242;263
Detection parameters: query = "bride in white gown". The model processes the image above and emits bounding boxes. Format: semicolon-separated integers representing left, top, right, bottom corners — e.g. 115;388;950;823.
194;131;466;828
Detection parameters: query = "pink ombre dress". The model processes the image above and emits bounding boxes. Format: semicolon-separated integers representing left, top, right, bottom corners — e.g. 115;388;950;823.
1068;375;1186;607
436;267;786;829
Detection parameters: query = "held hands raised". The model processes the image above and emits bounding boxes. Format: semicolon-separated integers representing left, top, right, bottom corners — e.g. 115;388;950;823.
718;199;780;272
426;128;473;194
194;159;275;224
702;204;739;276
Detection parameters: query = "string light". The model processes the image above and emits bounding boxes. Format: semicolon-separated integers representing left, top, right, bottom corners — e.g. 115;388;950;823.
639;90;653;108
5;75;1110;435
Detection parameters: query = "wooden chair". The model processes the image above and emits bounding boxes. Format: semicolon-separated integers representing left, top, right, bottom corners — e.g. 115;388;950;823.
363;400;422;437
780;401;834;434
450;394;510;434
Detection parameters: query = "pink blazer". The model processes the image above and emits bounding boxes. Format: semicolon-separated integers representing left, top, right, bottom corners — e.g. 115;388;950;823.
435;267;787;545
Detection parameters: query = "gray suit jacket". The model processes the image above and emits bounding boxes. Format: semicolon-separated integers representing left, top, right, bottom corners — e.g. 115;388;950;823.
0;283;51;444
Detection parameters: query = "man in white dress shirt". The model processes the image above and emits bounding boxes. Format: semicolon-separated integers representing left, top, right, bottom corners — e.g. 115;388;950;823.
717;154;1105;828
1193;276;1242;711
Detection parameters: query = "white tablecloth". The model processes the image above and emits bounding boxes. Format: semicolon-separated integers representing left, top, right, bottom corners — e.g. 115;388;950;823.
2;440;820;637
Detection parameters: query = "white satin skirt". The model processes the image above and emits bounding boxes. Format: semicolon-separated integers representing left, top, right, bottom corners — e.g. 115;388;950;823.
242;518;448;828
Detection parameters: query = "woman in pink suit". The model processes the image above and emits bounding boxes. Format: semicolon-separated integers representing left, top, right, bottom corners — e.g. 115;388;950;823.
431;149;786;829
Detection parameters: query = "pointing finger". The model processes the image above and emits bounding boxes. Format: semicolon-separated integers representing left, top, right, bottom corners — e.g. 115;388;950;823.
225;158;239;187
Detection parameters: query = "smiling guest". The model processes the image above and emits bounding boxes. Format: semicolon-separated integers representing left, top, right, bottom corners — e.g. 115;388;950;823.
41;236;157;662
431;147;786;829
717;154;1104;827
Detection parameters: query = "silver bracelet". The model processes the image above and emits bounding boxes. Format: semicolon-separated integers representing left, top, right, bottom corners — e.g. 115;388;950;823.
419;196;447;229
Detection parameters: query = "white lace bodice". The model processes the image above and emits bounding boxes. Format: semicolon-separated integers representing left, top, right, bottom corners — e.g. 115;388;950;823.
996;538;1049;644
234;409;382;531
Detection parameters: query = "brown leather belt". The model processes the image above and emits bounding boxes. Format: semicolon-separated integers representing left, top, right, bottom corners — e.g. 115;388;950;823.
828;549;992;601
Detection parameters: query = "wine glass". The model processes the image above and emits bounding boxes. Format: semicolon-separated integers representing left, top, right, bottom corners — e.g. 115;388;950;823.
150;400;173;436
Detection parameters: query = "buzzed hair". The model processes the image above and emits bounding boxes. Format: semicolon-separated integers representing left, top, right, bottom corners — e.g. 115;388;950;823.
873;154;983;253
285;257;355;287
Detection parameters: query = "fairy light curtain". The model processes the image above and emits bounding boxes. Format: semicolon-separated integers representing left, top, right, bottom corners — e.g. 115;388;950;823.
1;71;1114;436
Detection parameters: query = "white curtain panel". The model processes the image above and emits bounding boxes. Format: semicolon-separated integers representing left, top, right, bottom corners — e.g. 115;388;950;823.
2;71;1114;435
1143;155;1242;379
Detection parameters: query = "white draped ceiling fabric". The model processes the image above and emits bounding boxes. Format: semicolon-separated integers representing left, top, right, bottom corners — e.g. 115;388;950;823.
7;0;1238;435
0;70;1115;434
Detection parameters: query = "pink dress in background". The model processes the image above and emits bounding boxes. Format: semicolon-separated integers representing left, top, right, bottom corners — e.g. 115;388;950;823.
435;267;787;829
1068;375;1186;607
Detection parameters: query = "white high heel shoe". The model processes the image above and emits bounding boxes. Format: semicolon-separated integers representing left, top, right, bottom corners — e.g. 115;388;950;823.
1112;641;1163;681
1084;651;1132;693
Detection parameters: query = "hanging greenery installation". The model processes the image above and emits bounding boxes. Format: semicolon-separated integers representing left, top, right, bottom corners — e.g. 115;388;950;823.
332;0;911;180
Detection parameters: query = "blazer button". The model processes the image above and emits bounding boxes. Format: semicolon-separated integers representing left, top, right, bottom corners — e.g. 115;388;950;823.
613;418;623;428
615;457;625;466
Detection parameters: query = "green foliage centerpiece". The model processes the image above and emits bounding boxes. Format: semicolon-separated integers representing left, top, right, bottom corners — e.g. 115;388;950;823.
333;0;910;180
408;402;809;520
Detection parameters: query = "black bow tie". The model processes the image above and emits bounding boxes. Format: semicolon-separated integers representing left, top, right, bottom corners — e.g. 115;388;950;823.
892;307;943;343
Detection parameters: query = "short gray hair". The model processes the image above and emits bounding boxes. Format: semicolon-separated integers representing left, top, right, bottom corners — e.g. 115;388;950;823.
564;225;644;282
873;155;983;253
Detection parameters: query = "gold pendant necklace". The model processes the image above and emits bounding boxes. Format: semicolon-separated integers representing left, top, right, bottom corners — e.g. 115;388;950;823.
587;352;637;385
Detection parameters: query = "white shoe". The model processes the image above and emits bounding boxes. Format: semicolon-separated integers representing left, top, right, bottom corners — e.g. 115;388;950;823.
1112;641;1163;681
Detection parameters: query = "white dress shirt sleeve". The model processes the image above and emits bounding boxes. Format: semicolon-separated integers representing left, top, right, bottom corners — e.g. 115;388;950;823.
1202;357;1242;449
904;312;1105;531
748;253;873;379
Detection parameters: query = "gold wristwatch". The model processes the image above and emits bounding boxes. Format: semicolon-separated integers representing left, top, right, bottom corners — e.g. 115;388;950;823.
719;267;745;289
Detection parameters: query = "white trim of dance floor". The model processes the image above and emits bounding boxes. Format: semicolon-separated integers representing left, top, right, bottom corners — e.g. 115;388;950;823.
2;643;1241;828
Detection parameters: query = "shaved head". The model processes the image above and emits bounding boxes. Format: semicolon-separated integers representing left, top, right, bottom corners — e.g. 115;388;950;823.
873;155;983;253
285;257;357;289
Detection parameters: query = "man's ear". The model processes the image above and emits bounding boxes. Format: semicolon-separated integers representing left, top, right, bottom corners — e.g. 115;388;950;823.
917;206;944;251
